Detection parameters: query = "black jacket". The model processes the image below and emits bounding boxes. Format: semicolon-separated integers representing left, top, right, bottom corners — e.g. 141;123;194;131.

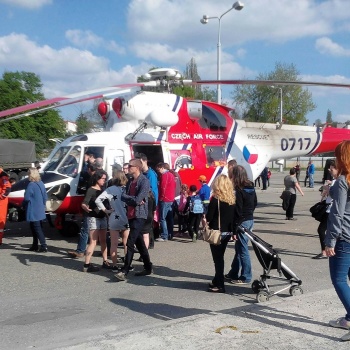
206;197;236;232
235;183;257;226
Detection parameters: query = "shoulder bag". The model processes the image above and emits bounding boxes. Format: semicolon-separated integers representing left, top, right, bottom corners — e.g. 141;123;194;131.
309;200;329;222
202;199;221;245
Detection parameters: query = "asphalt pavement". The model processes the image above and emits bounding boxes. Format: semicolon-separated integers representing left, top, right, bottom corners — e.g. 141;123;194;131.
0;170;349;349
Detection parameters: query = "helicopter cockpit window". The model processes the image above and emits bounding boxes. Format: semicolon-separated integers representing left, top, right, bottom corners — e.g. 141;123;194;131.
205;146;226;167
199;105;227;131
57;146;82;177
43;146;70;172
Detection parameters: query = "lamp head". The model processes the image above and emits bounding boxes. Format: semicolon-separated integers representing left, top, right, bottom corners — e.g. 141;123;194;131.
232;1;244;10
200;15;208;24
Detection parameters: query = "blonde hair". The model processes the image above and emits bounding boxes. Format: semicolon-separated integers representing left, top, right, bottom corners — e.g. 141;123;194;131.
112;170;128;186
28;167;41;182
211;174;235;205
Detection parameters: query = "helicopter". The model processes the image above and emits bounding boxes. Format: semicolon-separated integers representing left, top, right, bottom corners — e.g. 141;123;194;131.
2;67;350;236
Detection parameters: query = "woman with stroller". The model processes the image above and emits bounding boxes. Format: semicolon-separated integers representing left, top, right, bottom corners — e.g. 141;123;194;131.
325;141;350;341
206;175;236;293
225;165;257;285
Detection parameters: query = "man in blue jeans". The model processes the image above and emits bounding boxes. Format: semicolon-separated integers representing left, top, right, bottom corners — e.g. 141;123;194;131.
308;160;315;188
155;162;176;241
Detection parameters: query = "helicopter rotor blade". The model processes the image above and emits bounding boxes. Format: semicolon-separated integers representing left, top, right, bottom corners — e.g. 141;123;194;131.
0;83;151;120
193;79;350;89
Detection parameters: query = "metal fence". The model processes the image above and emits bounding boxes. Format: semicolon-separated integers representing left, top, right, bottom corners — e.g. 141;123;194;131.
269;156;334;171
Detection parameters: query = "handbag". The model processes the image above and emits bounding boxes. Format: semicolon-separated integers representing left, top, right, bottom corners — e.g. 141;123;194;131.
202;199;221;245
309;200;329;222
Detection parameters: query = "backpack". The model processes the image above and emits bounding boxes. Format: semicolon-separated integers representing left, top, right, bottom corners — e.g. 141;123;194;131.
190;195;204;214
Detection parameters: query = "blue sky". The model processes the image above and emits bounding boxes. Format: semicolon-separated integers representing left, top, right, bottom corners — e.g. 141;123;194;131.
0;0;349;125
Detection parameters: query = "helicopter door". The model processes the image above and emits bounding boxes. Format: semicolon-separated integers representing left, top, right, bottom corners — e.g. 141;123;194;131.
131;144;164;169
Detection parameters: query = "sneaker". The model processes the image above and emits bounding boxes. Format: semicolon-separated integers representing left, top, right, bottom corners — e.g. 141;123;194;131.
102;260;113;269
341;331;350;342
192;234;197;243
83;264;99;273
224;274;232;281
329;317;350;330
36;247;48;253
230;279;250;285
112;265;120;272
155;238;166;242
134;269;153;276
115;271;127;281
68;250;84;258
312;253;328;259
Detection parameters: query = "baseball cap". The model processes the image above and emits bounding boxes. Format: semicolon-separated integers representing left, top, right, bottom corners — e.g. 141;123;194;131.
198;175;207;182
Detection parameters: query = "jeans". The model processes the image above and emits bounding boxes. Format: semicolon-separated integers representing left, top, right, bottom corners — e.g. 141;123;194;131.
76;214;89;253
228;219;253;282
30;221;47;249
329;240;350;320
210;235;231;289
309;173;314;188
159;201;173;240
123;218;152;274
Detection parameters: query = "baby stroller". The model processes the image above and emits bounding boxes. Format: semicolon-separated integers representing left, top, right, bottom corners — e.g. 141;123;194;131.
237;226;303;303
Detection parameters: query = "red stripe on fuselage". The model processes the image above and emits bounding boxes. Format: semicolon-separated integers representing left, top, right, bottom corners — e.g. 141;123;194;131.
315;127;350;154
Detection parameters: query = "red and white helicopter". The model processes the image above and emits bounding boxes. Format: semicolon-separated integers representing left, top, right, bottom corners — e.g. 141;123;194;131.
2;68;350;235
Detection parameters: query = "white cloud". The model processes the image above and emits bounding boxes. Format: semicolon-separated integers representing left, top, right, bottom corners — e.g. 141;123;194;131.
65;29;126;55
0;33;140;99
0;0;52;9
315;37;350;57
127;0;350;48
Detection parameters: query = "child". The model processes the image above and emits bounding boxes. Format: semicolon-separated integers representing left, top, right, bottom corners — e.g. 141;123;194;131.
184;185;204;242
178;184;189;235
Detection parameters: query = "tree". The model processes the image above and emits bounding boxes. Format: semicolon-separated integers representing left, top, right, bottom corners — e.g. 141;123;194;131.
326;109;333;124
0;71;66;156
76;113;94;134
231;63;316;125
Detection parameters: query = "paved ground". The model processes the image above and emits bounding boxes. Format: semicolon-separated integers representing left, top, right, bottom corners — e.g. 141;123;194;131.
0;170;349;349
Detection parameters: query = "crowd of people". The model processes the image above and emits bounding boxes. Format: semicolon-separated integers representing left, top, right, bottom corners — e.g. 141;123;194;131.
1;144;350;341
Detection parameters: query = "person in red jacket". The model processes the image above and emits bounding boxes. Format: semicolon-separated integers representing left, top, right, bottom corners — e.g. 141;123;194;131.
155;162;176;241
0;167;11;245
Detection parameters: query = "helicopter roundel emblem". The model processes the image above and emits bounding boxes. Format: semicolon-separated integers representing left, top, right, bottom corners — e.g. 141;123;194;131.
243;145;258;164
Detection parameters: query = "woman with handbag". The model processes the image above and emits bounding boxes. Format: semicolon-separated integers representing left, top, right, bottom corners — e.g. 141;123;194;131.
206;175;236;293
313;160;337;259
325;141;350;341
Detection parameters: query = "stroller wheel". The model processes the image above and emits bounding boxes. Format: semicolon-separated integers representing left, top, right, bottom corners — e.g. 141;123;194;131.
256;291;269;303
289;286;303;296
251;280;262;293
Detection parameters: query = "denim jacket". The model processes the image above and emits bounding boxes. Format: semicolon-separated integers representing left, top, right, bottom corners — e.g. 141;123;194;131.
325;175;350;247
122;174;150;220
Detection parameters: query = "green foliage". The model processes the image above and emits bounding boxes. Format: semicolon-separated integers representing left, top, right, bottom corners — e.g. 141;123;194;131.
76;113;95;134
231;63;316;125
0;71;66;156
326;109;333;124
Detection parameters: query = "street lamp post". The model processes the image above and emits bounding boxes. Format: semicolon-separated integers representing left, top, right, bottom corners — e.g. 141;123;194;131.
200;1;244;104
271;86;283;124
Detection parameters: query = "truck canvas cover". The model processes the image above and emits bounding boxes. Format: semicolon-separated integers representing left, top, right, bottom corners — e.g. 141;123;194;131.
0;139;36;169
